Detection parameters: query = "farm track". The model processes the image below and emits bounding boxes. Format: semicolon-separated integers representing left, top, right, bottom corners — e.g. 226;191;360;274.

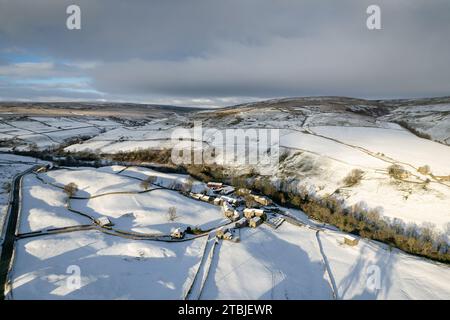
16;224;97;239
184;233;213;300
315;230;338;300
185;233;219;300
0;165;42;300
5;164;242;299
197;237;219;300
15;168;231;243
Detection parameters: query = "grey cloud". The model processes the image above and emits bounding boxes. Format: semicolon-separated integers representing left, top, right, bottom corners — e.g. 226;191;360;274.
1;0;450;104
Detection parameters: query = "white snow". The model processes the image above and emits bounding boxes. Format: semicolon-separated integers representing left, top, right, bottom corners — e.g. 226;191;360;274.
7;166;450;300
10;230;207;299
18;175;89;233
319;229;450;299
311;126;450;176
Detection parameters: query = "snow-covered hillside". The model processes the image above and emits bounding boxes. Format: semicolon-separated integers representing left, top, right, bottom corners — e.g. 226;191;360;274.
0;97;449;300
7;166;450;299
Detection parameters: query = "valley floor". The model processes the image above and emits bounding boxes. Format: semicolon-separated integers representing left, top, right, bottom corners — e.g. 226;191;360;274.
4;162;450;300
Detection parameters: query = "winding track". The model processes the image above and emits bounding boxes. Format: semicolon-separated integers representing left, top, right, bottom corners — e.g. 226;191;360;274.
0;165;41;300
10;166;233;242
2;164;342;300
315;230;338;300
1;165;222;299
184;233;219;300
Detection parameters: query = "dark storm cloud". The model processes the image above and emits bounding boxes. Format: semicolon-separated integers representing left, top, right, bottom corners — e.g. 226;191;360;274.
0;0;450;105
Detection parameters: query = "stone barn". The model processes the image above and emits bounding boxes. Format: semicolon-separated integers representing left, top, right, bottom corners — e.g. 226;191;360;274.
344;235;359;246
249;216;263;228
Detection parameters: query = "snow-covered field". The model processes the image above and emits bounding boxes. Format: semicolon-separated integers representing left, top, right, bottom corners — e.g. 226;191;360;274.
319;228;450;299
201;223;333;299
0;154;49;236
0;116;122;151
380;103;450;145
202;223;450;300
10;230;207;299
6;165;450;300
18;174;90;234
0;98;449;300
311;126;450;175
279;127;450;232
19;166;223;235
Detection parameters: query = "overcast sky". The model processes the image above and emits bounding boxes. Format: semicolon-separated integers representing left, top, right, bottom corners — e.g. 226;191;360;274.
0;0;449;107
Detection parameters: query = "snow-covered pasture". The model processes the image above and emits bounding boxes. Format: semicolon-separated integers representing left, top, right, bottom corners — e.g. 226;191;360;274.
278;127;450;232
319;229;450;299
10;230;207;299
311;126;450;176
24;166;224;235
201;223;450;300
18;174;90;234
202;223;334;299
8;165;450;300
0;116;122;151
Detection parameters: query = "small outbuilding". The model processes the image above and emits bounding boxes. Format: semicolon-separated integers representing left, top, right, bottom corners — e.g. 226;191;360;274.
344;235;359;246
237;188;252;195
171;227;186;239
191;193;202;200
243;208;265;219
96;216;113;227
215;226;228;239
230;210;240;221
36;166;48;173
252;195;272;206
220;195;239;205
222;231;234;240
207;182;223;190
216;227;237;241
234;217;248;229
200;195;211;202
249;216;263;228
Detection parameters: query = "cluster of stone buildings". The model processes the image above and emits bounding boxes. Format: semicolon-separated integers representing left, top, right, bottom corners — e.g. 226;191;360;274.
172;182;284;240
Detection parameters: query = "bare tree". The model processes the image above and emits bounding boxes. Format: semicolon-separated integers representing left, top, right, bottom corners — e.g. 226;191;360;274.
417;165;431;175
167;206;178;222
63;182;78;197
343;169;364;186
140;175;157;190
388;164;409;179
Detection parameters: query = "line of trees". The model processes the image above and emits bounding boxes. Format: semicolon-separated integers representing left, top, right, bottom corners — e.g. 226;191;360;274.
12;146;449;263
184;163;449;263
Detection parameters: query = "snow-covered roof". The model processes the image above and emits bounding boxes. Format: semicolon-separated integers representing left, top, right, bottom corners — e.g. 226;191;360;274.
221;186;235;195
172;227;186;234
97;216;112;226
